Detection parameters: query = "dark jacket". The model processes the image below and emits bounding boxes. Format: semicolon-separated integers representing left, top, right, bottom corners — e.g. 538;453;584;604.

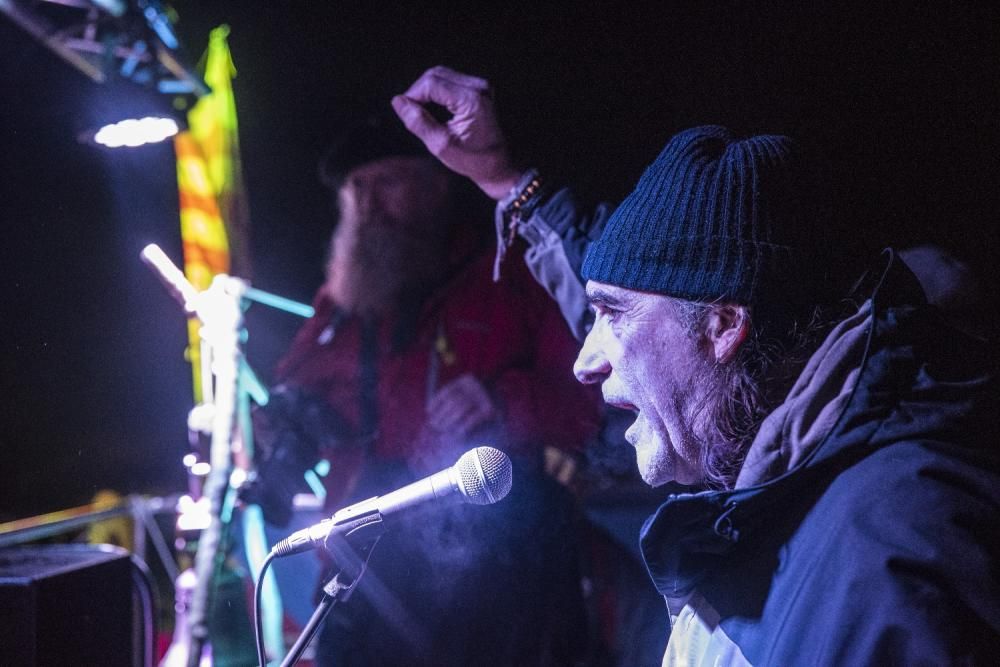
509;185;1000;664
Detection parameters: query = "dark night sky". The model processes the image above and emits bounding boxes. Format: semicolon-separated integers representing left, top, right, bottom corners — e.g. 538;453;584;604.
2;2;997;518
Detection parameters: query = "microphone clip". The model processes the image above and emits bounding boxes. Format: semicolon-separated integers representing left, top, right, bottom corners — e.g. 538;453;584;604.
270;502;385;558
325;507;385;554
323;527;381;598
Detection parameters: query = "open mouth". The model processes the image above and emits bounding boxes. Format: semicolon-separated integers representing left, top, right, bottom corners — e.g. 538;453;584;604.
607;400;639;414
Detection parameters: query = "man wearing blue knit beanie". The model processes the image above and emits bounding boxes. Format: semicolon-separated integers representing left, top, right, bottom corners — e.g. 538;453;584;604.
396;67;999;665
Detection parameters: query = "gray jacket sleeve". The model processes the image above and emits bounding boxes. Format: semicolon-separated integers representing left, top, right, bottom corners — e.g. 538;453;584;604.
495;184;614;341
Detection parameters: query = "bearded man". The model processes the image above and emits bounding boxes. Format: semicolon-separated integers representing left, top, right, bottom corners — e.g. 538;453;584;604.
260;119;600;666
395;66;1000;665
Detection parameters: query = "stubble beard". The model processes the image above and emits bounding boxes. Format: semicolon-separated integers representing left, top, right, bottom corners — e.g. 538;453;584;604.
636;351;723;488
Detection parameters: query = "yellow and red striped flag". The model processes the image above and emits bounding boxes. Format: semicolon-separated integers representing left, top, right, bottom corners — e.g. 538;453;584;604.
174;24;251;401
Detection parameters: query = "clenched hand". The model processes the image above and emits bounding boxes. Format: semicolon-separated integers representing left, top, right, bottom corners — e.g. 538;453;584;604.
392;66;523;200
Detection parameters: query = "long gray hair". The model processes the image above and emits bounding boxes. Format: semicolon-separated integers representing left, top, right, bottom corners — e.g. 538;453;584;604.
675;299;833;489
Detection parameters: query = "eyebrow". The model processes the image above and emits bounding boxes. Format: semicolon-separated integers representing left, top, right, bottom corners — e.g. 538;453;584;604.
586;286;628;308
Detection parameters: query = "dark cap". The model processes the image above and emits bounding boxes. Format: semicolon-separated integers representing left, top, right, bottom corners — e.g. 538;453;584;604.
318;113;430;189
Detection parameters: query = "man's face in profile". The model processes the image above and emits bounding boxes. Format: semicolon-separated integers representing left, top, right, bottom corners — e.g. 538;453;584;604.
574;281;714;486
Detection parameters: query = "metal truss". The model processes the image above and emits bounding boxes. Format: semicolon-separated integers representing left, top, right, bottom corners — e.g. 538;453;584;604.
1;0;207;95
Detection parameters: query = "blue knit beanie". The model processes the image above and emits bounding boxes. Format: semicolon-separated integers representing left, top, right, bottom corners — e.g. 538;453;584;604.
582;125;834;307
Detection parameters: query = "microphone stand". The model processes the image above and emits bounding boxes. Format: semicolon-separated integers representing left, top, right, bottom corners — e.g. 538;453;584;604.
141;244;314;666
278;527;382;667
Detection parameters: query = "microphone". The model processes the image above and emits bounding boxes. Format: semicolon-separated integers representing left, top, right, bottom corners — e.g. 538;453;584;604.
271;446;513;557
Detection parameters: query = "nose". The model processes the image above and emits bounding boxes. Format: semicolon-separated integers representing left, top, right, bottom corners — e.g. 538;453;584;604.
574;325;611;385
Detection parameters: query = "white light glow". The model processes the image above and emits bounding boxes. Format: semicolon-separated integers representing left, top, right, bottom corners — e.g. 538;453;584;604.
190;462;212;476
176;494;212;531
230;467;248;488
94;116;179;148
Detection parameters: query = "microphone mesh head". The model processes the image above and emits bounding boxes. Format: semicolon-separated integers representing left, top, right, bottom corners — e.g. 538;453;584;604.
456;447;513;505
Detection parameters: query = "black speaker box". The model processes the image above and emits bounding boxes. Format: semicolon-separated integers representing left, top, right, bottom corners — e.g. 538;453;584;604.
0;544;133;666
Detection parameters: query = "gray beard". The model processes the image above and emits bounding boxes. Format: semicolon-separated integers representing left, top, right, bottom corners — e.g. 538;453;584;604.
325;226;449;317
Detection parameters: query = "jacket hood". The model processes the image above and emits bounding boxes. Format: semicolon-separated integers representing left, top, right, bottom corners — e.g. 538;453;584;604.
640;249;999;598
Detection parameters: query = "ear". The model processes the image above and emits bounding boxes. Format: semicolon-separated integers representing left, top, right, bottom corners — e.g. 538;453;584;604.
705;304;750;363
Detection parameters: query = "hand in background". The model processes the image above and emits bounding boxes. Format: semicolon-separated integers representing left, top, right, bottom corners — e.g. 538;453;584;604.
392;66;523;200
410;373;500;474
425;373;499;438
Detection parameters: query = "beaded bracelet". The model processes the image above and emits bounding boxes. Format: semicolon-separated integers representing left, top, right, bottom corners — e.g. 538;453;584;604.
493;169;549;281
504;172;544;244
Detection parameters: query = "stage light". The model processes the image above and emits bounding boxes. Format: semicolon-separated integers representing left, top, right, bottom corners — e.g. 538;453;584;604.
3;0;206;149
78;75;192;149
93;115;179;148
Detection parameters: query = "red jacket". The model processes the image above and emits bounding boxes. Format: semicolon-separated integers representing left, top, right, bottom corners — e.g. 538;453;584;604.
275;248;600;507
